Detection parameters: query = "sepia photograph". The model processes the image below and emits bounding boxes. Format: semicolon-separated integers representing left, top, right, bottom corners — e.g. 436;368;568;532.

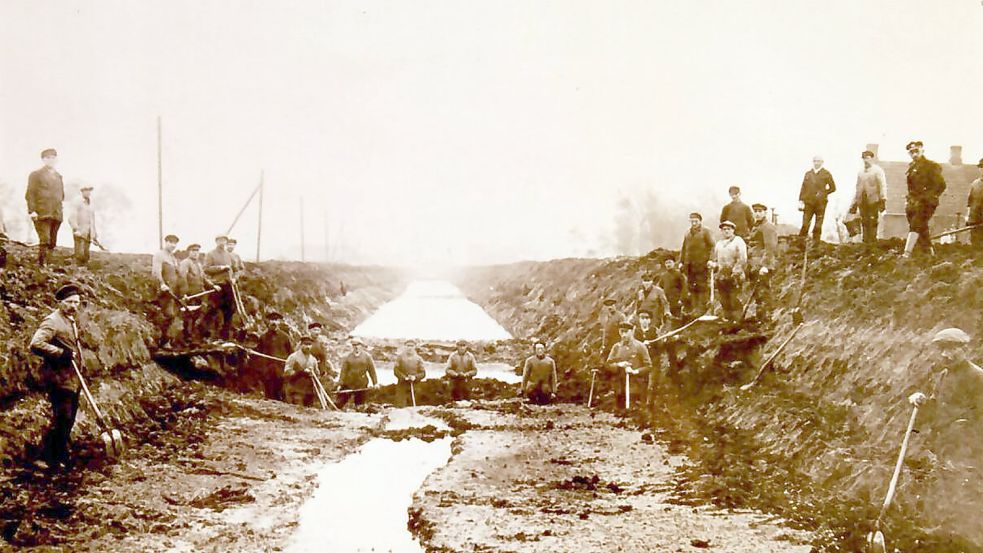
1;1;982;551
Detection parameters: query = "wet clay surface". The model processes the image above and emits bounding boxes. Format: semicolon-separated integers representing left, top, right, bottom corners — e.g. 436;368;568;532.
411;401;813;553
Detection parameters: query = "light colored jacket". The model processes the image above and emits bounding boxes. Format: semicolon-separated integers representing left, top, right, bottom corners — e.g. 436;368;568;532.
711;236;748;276
68;199;97;239
852;164;887;208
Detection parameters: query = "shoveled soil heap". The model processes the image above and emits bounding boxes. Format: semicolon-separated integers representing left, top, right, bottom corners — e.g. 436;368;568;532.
456;241;983;552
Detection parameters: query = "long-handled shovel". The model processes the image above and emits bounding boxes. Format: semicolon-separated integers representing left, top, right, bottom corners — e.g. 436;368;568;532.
587;369;597;408
310;373;328;409
71;360;125;458
624;370;631;410
645;314;719;346
708;268;716;315
410;380;417;407
738;322;806;391
183;289;216;302
866;405;920;553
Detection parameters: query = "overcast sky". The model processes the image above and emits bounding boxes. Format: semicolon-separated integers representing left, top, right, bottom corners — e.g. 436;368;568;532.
1;0;981;267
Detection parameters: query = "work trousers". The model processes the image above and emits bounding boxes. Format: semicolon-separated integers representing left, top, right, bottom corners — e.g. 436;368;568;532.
204;283;236;340
335;389;368;409
857;203;880;246
34;218;61;264
613;370;648;411
41;386;80;467
906;199;938;252
715;275;744;322
799;201;827;240
73;234;91;264
394;380;418;407
449;377;471;401
747;269;773;322
284;378;315;407
526;387;552;405
683;264;709;314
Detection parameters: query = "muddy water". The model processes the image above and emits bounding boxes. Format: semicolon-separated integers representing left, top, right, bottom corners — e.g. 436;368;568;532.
374;360;522;385
286;411;452;553
351;280;512;341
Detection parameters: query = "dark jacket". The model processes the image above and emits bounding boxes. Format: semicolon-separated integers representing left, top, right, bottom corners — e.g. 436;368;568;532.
394;350;426;382
203;247;234;284
258;328;293;362
967;178;983;225
906;157;946;207
799;168;836;205
680;226;715;269
659;269;686;306
340;351;378;389
605;338;653;377
720;201;755;237
521;355;557;392
445;351;477;379
636;285;670;325
311;337;337;380
29;310;81;391
747;220;779;272
26;167;65;221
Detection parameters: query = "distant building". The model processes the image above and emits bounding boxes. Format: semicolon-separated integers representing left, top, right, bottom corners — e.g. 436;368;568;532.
867;143;978;241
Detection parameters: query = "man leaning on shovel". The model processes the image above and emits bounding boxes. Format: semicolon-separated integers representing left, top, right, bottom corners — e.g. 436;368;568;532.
606;320;652;412
29;284;85;473
393;339;426;407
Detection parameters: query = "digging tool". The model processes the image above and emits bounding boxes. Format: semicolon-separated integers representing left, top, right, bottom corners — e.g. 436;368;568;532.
708;267;716;314
587;369;597;408
643;314;718;346
738;322;807;391
740;279;759;321
624;370;631;410
183;289;216;302
71;359;125;458
410;380;417;407
865;404;920;553
931;223;983;241
310;372;328;409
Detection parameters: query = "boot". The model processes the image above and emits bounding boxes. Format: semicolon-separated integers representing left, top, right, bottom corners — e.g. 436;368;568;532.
38;247;46;266
902;231;918;258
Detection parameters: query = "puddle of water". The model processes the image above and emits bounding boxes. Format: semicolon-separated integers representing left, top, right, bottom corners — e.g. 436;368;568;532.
287;436;452;553
352;279;512;341
385;409;451;431
374;361;521;385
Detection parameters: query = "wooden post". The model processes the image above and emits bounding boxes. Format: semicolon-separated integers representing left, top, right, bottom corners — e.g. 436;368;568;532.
256;171;264;262
300;197;305;262
157;116;163;249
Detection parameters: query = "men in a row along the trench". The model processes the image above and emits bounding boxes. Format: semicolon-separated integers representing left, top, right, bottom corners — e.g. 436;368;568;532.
393;339;426;407
282;335;322;406
520;340;557;405
336;337;378;409
445;339;478;401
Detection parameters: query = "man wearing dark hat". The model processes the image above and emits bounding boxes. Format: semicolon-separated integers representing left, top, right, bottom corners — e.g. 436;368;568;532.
849;150;887;246
747;203;779;322
679;212;715;315
600;298;623;363
177;244;218;344
659;257;687;319
720;186;755;239
307;322;338;387
903;141;947;258
68;184;97;265
521;341;557;405
337;337;378;409
966;158;983;248
29;284;84;470
282;335;321;406
606;320;652;411
445;340;478;401
26;148;65;265
203;235;237;340
256;312;293;399
151;234;182;347
708;220;748;321
227;238;245;281
798;156;836;243
393;339;426;407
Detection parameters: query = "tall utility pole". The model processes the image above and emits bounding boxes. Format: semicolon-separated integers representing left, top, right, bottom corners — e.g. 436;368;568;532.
300;196;305;262
323;213;329;262
157;116;163;249
256;171;264;262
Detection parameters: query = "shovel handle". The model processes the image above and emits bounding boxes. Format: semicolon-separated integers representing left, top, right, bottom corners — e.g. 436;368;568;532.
587;370;596;408
878;405;920;521
410;381;417;407
625;372;631;410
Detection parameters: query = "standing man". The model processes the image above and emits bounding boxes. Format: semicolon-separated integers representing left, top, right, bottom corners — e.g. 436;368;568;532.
393;339;426;407
445;340;478;401
680;212;716;315
29;284;84;471
659;257;687;318
606;321;653;411
798;156;836;243
177;244;219;344
256;312;293;399
67;185;97;266
633;311;662;406
965;158;983;249
849;150;887;246
26;148;65;265
720;186;755;239
151;234;182;348
282;335;321;407
708;220;748;322
203;235;236;340
337;337;378;409
635;272;671;324
520;341;558;405
747;204;779;323
600;298;623;363
903;141;947;258
227;238;245;281
308;322;338;386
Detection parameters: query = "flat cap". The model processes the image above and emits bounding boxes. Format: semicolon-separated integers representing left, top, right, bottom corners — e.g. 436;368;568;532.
637;309;652;317
728;185;741;194
751;203;768;211
164;234;180;243
187;243;201;251
227;238;238;244
55;284;81;301
618;321;634;330
299;335;314;344
689;212;703;220
719;220;736;230
215;235;228;242
80;184;94;191
308;322;323;330
603;298;617;306
641;272;655;281
350;337;365;346
456;339;468;346
906;141;923;151
932;328;970;345
41;148;57;158
862;150;876;159
266;311;283;320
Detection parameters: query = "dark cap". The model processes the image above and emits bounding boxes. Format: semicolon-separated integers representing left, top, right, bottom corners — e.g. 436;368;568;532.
227;238;237;245
603;298;617;306
308;322;323;330
266;311;283;321
862;150;876;159
299;335;314;345
41;148;57;158
637;309;652;317
689;212;703;221
751;203;767;211
906;141;923;151
164;234;179;244
618;321;634;330
55;284;81;301
187;243;201;251
719;220;736;230
456;339;468;346
215;235;228;242
728;186;741;194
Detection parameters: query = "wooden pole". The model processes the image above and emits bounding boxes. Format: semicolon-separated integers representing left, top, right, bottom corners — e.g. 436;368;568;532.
300;196;305;262
256;171;264;262
157;116;163;249
224;182;262;236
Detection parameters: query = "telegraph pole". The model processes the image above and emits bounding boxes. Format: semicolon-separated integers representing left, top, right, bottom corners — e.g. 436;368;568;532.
256;171;264;262
157;116;163;249
300;196;306;262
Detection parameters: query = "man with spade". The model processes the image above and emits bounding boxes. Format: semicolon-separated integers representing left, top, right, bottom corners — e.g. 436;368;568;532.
708;220;748;322
29;284;85;472
282;335;321;407
393;339;426;407
746;203;779;323
521;341;558;405
151;234;182;348
337;337;378;409
606;320;652;412
203;235;237;341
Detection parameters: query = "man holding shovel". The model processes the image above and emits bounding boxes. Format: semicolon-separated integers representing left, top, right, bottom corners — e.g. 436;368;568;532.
308;322;338;388
67;184;97;266
256;312;293;399
203;235;237;340
708;220;748;322
746;203;778;323
679;212;715;316
606;321;652;412
445;340;478;401
393;339;426;407
337;337;378;409
521;341;558;405
29;284;85;472
282;335;321;407
178;243;219;344
151;234;182;348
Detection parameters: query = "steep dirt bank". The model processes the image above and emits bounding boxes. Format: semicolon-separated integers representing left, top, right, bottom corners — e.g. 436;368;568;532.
456;242;983;552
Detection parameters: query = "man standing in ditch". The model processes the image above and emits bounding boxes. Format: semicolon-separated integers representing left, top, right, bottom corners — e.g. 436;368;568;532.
965;158;983;249
26;148;65;266
708;220;748;322
849;150;887;246
798;156;836;243
203;235;237;340
902;141;947;258
308;322;338;387
606;320;652;412
633;310;663;406
445;340;478;401
282;335;321;407
67;184;97;266
151;234;182;348
521;341;558;405
227;238;246;281
680;212;715;315
337;337;378;409
394;339;426;407
746;204;779;323
256;312;293;399
29;284;84;472
178;243;219;344
659;257;687;319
